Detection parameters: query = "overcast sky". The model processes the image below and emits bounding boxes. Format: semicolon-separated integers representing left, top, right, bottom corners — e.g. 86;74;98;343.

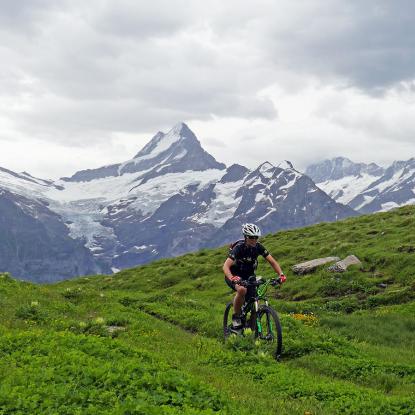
1;0;415;179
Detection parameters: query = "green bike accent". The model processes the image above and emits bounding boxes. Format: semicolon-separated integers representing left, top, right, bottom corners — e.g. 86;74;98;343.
257;279;272;299
257;320;263;334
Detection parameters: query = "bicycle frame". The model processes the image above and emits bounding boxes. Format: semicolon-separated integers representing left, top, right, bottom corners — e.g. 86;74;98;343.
240;278;274;334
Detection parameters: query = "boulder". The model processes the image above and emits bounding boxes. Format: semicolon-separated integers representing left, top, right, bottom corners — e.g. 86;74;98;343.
292;257;340;275
328;255;362;273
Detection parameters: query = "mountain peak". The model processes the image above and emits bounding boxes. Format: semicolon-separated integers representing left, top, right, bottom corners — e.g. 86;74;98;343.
171;122;191;135
277;160;294;170
306;157;384;183
63;122;225;183
134;122;197;160
258;161;274;172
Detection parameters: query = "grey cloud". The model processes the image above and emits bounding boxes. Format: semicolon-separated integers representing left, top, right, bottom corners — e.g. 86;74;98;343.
0;1;278;144
92;0;197;39
267;1;415;92
203;137;227;148
0;0;414;152
205;0;415;92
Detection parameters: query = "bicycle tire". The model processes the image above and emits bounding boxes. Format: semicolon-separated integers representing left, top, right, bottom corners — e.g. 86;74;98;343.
223;302;233;341
256;305;283;360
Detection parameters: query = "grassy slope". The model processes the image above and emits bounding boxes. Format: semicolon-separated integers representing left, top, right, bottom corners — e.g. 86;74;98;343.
0;205;414;414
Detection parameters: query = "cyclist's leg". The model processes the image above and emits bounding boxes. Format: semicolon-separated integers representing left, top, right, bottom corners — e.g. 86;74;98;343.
233;284;247;316
224;276;246;322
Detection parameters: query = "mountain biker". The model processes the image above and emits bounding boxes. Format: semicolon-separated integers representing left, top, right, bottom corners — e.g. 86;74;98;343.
223;223;286;331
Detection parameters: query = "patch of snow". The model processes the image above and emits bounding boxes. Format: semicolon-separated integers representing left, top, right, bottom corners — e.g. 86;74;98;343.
259;162;275;179
317;173;377;205
255;190;266;203
256;207;277;221
137;125;183;161
134;245;148;250
276;160;294;170
355;195;376;210
380;201;400;211
279;172;301;190
0;168;53;199
191;179;244;227
371;169;404;193
172;149;187;161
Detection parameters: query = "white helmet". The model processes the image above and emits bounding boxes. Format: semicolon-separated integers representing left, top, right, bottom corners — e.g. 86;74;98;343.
242;223;261;237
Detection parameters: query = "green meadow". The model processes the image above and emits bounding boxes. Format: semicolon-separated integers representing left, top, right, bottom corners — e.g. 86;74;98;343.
1;205;414;414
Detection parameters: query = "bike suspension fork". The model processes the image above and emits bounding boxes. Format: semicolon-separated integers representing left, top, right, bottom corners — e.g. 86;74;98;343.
255;300;263;334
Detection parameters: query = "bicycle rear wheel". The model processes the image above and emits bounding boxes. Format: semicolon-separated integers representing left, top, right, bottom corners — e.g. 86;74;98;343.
256;305;282;360
223;302;233;340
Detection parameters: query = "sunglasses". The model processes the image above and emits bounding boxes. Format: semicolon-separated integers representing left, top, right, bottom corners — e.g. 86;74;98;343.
247;236;259;240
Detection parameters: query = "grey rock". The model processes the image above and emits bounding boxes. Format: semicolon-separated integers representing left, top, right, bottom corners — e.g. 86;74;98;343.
328;255;362;273
292;257;341;275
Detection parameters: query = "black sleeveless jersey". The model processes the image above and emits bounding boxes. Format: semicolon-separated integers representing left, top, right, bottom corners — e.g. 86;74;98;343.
228;241;270;279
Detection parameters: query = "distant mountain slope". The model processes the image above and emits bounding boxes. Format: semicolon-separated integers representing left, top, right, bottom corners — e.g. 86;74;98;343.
305;157;384;205
0;189;105;282
306;157;415;213
348;158;415;213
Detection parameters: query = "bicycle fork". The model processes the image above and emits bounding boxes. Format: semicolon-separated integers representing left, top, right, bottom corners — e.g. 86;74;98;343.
255;300;263;335
255;300;274;340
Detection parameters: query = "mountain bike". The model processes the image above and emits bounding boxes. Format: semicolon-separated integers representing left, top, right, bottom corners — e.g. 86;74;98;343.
223;276;283;360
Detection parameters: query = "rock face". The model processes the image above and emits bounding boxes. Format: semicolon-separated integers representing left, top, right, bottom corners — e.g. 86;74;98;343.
0;123;359;282
0;189;106;283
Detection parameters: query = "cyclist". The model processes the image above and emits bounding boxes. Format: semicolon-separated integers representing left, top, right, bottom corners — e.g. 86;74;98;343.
223;223;286;331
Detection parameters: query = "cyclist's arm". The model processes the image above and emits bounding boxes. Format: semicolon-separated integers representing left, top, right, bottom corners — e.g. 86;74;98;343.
265;254;284;276
223;258;235;280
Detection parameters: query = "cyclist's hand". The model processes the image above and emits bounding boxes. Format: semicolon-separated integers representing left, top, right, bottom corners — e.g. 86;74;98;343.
230;275;241;284
278;274;287;284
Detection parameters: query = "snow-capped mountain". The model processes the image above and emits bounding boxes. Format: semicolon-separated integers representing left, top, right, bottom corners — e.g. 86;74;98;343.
305;157;385;205
63;123;226;184
0;123;358;282
207;161;356;248
306;157;415;213
348;158;415;213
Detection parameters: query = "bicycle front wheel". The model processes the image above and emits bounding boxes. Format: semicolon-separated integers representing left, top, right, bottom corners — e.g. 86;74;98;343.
223;302;233;341
256;305;282;360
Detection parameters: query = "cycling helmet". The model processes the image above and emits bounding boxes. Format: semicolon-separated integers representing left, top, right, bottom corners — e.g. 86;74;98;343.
242;223;261;237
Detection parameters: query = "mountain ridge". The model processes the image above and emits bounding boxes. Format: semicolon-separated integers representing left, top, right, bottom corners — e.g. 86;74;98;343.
307;156;415;213
0;126;376;282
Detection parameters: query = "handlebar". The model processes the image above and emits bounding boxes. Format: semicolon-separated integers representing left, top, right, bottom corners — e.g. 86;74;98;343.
236;276;283;287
